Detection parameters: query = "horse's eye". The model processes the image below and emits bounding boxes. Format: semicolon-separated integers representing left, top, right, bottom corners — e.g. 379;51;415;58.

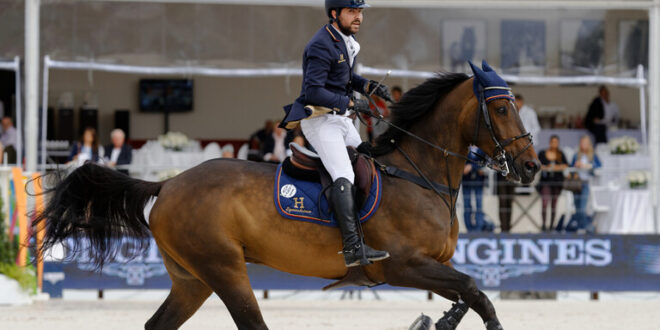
496;106;507;114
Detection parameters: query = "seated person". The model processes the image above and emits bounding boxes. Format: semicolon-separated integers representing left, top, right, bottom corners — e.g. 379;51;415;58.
221;144;235;158
262;121;295;163
0;116;17;163
69;127;103;165
248;120;275;161
104;128;132;174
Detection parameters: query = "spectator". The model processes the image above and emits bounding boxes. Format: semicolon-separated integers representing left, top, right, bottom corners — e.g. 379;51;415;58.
391;86;403;103
262;121;294;163
250;120;274;150
221;144;235;158
537;135;569;231
585;86;620;144
462;146;493;232
104;128;132;174
567;135;601;233
496;174;515;232
0;100;4;119
514;94;541;147
68;127;102;164
248;120;275;161
0;117;17;164
291;126;306;148
0;116;17;149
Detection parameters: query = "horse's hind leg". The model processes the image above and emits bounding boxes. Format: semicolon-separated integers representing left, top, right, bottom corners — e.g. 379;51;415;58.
386;258;501;330
145;275;212;329
188;242;268;330
145;250;212;329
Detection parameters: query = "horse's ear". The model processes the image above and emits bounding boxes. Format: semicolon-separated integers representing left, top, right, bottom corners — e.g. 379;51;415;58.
481;60;495;72
468;60;484;77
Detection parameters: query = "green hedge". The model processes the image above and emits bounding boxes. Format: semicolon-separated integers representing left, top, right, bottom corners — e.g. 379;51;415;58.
0;196;36;294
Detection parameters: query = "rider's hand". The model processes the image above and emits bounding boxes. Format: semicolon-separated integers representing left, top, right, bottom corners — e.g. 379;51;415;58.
366;80;393;103
350;98;371;116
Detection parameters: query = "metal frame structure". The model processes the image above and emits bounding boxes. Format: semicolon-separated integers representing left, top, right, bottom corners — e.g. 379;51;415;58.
25;0;660;230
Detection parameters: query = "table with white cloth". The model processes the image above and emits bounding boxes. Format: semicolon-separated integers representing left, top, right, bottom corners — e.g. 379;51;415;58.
536;129;642;151
593;153;651;186
592;187;655;234
129;140;207;180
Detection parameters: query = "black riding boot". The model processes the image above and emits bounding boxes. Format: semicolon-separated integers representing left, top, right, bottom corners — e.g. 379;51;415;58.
330;177;390;267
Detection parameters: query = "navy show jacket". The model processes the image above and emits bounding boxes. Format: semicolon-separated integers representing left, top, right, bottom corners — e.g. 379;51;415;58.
281;24;368;127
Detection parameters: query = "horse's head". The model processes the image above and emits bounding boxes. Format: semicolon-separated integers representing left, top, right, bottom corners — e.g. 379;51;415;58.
466;60;540;184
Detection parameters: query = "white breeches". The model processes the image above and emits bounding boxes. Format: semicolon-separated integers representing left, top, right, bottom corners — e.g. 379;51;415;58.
300;114;362;183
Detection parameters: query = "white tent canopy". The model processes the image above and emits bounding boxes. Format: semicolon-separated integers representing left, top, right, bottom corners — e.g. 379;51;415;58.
25;0;660;230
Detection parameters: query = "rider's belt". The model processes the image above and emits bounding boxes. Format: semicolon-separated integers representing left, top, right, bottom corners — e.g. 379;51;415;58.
284;105;335;129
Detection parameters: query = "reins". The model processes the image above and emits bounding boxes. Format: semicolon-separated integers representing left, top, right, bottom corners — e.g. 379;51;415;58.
361;85;533;222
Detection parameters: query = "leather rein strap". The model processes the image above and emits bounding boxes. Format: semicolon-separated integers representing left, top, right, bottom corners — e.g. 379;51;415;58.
362;85;533;224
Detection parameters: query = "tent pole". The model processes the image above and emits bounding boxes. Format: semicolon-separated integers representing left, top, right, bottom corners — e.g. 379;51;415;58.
649;2;660;233
639;65;647;147
40;56;49;169
14;56;23;168
24;0;40;172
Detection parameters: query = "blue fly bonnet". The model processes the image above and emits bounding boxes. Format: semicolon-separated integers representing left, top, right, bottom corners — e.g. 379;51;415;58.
468;60;514;103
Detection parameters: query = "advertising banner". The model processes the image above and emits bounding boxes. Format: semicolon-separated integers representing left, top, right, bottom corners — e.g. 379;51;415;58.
43;234;660;297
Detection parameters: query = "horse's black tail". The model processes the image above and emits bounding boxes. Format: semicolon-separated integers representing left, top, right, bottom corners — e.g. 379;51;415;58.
34;163;163;268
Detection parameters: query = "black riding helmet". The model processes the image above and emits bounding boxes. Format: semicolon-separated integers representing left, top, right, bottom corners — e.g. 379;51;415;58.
325;0;370;20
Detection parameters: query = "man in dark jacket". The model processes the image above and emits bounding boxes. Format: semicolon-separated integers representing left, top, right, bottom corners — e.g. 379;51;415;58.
585;85;619;143
104;128;132;175
280;0;392;267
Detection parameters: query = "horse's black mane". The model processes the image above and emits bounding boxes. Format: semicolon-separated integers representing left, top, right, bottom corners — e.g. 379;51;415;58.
370;72;470;156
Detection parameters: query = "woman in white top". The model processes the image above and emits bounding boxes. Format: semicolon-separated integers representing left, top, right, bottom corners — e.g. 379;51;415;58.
568;135;602;232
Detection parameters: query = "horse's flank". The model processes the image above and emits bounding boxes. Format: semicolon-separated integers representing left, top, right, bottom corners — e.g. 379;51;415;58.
150;76;478;285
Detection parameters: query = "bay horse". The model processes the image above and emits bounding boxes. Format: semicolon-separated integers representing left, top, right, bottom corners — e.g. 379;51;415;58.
35;63;540;330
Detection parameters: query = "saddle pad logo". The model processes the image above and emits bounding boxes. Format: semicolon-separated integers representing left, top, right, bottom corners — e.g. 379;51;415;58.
274;163;382;227
280;184;297;198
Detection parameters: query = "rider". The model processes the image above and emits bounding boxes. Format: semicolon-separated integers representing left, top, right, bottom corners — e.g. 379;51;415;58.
280;0;391;267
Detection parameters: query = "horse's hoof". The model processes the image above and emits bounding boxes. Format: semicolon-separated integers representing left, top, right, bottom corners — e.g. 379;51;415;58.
408;313;433;330
434;301;468;330
435;318;458;330
484;319;503;330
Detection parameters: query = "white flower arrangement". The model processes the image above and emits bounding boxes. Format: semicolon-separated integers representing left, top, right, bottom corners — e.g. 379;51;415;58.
157;169;182;181
609;136;639;155
158;132;190;151
627;170;649;189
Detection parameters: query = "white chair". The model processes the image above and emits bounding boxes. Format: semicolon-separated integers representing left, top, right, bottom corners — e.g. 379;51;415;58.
589;185;611;233
203;142;222;160
561;146;575;165
237;143;249;160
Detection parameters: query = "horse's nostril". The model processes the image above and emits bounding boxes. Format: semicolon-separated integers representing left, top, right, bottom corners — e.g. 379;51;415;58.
525;161;538;172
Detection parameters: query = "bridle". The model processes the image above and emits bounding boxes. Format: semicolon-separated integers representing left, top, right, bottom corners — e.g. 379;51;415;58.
362;84;533;219
471;86;533;178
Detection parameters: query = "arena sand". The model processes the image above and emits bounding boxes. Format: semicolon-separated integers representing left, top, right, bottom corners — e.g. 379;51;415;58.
1;299;659;329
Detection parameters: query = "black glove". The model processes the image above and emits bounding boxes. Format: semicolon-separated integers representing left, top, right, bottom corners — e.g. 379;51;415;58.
365;80;393;103
350;98;371;115
356;141;373;156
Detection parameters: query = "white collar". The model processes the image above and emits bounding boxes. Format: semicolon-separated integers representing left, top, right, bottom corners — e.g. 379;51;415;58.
331;24;352;43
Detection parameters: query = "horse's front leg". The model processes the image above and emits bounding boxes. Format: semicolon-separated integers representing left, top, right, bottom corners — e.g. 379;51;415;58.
384;256;502;330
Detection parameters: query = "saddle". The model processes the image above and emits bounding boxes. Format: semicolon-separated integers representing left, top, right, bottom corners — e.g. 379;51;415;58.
283;142;382;290
284;143;376;207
